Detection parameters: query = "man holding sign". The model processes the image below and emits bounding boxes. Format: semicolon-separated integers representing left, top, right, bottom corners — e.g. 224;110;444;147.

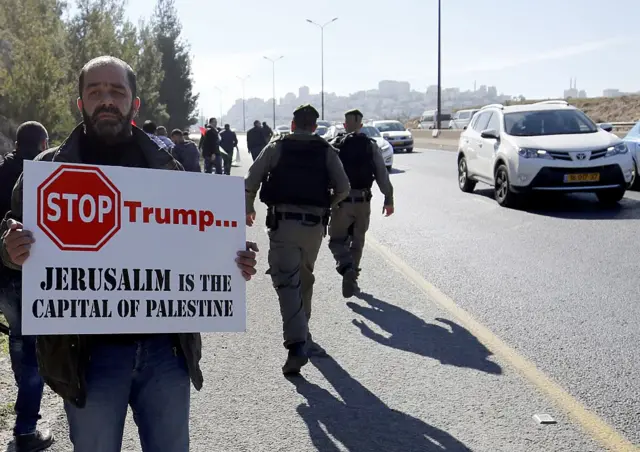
0;56;259;452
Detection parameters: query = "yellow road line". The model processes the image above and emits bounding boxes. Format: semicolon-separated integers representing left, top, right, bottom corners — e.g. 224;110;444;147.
366;235;639;452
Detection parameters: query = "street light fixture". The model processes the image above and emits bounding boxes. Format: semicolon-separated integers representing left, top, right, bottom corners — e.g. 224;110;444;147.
237;75;250;132
263;55;284;129
214;86;223;126
306;17;338;120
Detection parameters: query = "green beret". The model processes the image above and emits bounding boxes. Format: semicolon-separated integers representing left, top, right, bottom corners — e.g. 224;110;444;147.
345;108;363;118
293;104;319;119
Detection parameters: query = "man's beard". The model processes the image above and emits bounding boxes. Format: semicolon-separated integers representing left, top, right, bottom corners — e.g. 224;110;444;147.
82;104;134;143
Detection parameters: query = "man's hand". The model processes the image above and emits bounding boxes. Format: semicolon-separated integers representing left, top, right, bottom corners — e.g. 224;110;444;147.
3;219;35;266
236;241;259;281
382;205;394;217
246;212;256;227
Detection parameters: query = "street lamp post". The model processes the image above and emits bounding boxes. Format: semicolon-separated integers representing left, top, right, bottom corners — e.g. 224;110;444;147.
306;17;338;120
237;75;250;132
263;55;283;129
214;86;223;125
436;0;442;131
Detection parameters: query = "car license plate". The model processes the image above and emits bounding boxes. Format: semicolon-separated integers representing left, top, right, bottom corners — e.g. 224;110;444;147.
564;173;600;183
393;141;404;146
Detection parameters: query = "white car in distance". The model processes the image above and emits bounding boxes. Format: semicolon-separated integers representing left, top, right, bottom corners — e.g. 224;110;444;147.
360;125;394;172
457;100;634;207
370;120;414;153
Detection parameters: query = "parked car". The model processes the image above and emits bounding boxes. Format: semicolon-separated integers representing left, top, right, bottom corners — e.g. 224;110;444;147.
369;120;414;153
315;125;329;137
360;125;394;171
274;125;291;137
450;109;480;130
456;100;634;207
324;125;345;141
622;121;640;189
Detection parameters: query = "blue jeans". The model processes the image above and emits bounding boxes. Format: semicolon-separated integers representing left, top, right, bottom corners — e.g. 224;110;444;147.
0;277;45;436
64;335;190;452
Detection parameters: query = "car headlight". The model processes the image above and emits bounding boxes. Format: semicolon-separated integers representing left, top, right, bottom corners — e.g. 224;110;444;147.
605;142;628;156
517;147;553;159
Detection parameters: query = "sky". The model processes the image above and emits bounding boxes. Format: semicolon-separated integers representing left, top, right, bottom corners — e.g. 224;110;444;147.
124;0;640;117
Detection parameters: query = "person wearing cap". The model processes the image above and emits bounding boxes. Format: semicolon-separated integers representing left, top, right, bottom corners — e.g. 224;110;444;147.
0;121;55;452
328;109;394;297
245;104;350;375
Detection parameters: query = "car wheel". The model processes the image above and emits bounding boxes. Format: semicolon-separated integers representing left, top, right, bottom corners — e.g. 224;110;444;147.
405;147;414;153
494;164;519;207
596;188;625;205
630;162;639;190
458;156;476;193
386;165;392;172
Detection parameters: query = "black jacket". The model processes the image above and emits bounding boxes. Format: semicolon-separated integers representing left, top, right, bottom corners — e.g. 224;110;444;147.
201;126;220;157
0;124;204;409
247;126;268;150
220;129;238;151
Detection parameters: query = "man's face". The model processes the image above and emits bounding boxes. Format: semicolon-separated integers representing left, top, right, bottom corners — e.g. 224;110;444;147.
171;134;183;145
210;119;217;128
77;63;140;140
344;115;361;133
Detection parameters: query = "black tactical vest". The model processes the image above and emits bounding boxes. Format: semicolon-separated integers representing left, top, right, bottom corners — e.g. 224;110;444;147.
335;133;375;190
259;136;331;208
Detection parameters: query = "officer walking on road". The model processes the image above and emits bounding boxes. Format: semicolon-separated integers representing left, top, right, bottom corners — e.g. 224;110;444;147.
245;104;350;376
328;109;394;298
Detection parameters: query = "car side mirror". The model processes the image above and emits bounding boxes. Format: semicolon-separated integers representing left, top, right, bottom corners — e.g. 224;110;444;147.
598;123;613;132
463;126;467;130
480;129;499;140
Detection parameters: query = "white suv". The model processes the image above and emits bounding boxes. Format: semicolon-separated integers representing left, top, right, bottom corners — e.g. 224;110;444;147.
456;101;634;207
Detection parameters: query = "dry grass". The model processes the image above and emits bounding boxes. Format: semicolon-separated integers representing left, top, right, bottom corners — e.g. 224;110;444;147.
406;95;640;128
0;314;7;356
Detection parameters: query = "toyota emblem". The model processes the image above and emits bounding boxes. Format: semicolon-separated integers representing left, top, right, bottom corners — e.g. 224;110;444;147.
576;153;586;160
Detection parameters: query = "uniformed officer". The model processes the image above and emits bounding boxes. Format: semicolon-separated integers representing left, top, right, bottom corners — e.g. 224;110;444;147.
328;108;394;298
245;104;350;375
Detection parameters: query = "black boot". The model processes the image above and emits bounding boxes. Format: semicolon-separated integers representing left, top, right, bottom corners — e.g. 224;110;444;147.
282;342;309;376
15;429;54;452
342;268;359;298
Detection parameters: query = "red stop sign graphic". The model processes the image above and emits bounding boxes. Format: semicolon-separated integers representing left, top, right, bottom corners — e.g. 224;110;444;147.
37;165;122;251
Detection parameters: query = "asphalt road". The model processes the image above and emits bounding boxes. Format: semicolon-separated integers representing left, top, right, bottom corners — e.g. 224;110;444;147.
1;143;638;451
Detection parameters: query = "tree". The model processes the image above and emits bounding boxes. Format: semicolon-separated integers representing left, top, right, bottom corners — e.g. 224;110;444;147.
0;0;75;140
133;20;168;125
152;0;198;130
66;0;138;121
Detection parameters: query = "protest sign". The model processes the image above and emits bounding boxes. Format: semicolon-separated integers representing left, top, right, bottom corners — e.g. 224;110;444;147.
21;161;246;335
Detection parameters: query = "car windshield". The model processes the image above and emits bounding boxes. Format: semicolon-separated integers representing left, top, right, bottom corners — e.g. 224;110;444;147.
626;122;640;138
503;110;598;136
360;126;381;138
375;122;405;132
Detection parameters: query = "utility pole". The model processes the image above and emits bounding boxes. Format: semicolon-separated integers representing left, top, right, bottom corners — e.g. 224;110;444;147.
436;0;442;131
306;18;338;120
237;75;250;132
263;56;283;129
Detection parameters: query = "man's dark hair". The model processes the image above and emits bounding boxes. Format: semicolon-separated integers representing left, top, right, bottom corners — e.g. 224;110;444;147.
209;117;216;123
254;120;261;126
142;120;157;134
78;56;137;99
16;121;48;151
293;106;319;132
224;124;230;129
170;129;183;138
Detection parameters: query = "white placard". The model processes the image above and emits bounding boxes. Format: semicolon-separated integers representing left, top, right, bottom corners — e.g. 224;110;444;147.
21;160;246;335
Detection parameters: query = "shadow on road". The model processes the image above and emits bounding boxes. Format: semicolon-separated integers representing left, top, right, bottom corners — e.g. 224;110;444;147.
472;188;640;220
347;292;502;375
288;355;471;451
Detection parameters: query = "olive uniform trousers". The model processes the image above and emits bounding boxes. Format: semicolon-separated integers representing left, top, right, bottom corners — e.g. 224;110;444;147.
328;198;371;274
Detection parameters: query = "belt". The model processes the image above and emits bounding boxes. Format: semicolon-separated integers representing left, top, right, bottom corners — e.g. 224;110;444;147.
275;212;322;224
342;196;368;203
